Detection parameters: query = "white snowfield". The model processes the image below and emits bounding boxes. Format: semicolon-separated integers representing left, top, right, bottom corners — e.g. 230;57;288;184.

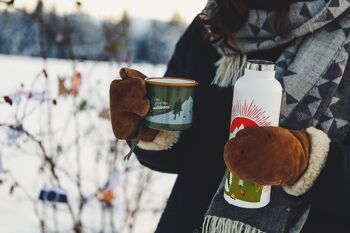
0;55;176;233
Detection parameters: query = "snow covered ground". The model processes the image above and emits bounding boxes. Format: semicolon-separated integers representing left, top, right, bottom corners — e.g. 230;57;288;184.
0;55;176;233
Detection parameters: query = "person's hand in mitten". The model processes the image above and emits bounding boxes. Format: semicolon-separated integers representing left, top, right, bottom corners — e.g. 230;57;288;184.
224;127;330;195
109;68;159;142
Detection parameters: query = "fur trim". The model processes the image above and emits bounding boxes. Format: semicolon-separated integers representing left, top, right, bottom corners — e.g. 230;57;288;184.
212;55;247;87
283;127;330;196
137;131;180;151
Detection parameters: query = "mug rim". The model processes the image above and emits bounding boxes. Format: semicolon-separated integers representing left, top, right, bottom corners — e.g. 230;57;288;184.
145;77;199;87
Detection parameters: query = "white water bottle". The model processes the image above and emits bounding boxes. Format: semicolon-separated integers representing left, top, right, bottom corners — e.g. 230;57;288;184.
224;60;282;209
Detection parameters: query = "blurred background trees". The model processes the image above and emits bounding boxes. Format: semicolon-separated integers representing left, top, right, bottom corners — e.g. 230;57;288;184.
0;1;186;64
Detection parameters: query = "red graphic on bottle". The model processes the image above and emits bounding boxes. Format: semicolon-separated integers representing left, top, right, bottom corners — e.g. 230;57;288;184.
230;100;272;137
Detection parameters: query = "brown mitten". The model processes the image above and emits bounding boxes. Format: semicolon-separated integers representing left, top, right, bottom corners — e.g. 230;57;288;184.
109;68;159;141
224;127;310;186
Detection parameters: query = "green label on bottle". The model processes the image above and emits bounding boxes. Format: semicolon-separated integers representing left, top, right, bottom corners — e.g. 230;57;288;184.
224;169;263;203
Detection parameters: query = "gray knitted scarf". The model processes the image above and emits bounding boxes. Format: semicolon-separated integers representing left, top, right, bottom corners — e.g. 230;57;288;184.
203;0;350;232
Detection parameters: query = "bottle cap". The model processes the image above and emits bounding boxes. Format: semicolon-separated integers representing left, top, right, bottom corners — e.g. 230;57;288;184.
246;60;275;71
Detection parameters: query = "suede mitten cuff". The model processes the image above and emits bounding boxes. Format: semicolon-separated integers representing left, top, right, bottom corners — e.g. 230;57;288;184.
137;131;180;151
283;127;330;196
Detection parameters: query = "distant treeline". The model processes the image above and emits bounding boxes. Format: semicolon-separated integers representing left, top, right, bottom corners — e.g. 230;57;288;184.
0;9;187;64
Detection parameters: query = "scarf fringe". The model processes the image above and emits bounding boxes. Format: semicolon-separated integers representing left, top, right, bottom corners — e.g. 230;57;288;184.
212;54;247;88
202;215;265;233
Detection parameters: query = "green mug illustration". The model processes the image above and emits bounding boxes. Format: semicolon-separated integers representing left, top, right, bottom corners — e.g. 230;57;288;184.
145;78;198;131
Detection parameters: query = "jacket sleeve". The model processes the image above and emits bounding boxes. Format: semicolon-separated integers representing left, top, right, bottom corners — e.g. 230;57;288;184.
281;127;350;202
305;133;350;220
133;20;202;174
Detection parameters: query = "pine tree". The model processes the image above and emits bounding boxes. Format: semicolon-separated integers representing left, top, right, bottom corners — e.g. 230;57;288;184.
173;99;182;120
116;10;131;62
103;10;131;63
177;99;182;117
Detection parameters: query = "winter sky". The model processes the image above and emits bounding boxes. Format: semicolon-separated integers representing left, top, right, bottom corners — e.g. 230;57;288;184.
10;0;207;23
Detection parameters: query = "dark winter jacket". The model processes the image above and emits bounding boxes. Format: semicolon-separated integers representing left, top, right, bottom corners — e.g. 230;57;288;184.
133;20;350;233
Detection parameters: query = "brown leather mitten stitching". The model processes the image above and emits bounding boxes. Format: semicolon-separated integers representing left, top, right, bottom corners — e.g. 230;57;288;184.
287;130;310;185
120;68;147;80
